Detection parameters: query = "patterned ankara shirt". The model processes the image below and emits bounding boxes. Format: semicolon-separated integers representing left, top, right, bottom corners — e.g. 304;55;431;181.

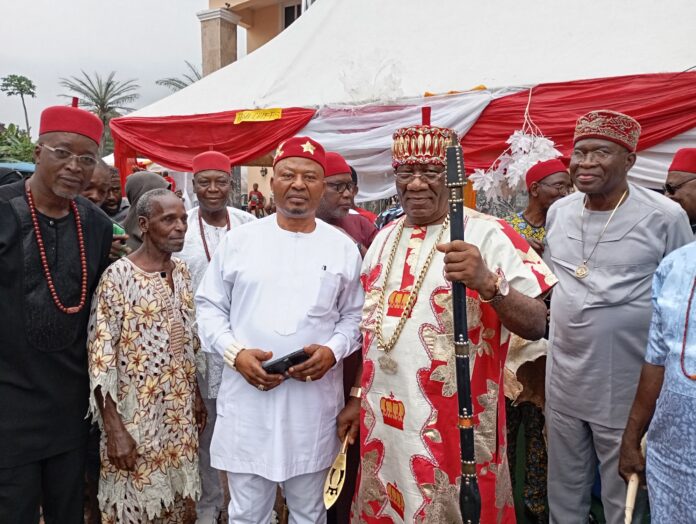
505;211;546;243
87;257;201;522
352;210;556;524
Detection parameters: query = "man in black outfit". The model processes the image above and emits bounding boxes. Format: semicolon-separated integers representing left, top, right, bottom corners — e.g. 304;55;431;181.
0;105;113;523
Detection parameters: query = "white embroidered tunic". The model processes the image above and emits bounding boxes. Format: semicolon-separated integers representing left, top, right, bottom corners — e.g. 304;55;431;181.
195;216;364;481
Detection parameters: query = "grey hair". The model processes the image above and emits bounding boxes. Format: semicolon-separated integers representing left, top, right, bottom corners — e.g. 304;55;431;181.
136;188;174;219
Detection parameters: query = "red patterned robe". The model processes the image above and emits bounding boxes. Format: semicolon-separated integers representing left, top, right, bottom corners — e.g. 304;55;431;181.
351;210;556;524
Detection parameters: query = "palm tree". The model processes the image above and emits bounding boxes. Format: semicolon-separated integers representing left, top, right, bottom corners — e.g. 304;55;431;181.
156;61;202;92
0;74;37;135
60;71;140;154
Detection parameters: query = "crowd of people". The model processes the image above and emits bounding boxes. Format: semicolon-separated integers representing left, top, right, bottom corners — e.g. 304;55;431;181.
0;104;694;524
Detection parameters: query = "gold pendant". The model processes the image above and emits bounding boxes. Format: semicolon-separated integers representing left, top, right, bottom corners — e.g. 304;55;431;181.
575;264;589;279
378;354;398;374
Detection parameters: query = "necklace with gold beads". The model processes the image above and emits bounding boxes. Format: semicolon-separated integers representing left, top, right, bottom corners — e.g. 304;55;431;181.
374;215;450;374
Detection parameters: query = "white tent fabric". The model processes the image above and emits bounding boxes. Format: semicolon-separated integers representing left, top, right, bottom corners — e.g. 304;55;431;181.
633;127;696;188
300;90;516;201
124;0;696;199
132;0;696;117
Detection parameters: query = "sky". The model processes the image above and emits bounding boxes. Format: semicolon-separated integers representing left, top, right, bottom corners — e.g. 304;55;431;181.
0;0;207;138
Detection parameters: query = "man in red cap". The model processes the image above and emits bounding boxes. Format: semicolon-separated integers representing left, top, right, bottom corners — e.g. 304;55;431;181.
178;150;255;523
544;110;692;524
507;158;572;254
502;158;571;522
195;137;363;523
317;151;378;256
247;182;266;218
663;147;696;237
0;105;113;522
342;109;555;524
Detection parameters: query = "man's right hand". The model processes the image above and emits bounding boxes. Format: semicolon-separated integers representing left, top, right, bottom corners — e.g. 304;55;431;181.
234;349;284;391
109;234;130;260
618;437;646;485
106;427;139;471
337;396;361;445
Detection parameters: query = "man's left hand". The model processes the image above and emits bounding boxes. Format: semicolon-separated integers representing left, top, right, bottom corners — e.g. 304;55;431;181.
287;344;336;382
437;240;496;296
194;386;207;435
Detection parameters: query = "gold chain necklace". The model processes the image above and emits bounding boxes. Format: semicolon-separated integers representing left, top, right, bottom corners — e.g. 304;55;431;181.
575;189;628;279
374;215;450;374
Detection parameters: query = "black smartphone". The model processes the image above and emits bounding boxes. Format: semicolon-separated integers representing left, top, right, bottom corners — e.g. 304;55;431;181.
262;349;310;375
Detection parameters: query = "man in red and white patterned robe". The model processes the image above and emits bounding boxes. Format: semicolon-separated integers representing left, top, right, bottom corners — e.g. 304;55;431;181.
339;110;556;524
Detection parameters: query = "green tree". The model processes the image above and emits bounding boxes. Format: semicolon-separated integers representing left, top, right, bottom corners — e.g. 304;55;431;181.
59;71;140;154
156;61;202;92
0;74;37;135
0;124;35;163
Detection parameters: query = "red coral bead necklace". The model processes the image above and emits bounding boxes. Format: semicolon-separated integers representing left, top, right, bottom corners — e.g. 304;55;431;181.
25;182;88;315
198;209;230;262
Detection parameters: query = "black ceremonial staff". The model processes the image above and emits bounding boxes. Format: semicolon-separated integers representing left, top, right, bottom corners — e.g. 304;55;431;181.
445;134;481;524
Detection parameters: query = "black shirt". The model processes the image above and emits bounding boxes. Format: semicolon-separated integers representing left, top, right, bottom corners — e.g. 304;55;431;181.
0;180;112;468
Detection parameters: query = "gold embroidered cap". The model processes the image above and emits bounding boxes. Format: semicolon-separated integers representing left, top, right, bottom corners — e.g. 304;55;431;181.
392;107;457;168
573;110;641;152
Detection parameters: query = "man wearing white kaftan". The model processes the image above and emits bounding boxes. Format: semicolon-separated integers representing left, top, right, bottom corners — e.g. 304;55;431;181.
177;150;256;523
195;136;363;523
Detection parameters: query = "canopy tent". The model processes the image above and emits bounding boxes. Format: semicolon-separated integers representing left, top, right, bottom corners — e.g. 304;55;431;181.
110;0;696;200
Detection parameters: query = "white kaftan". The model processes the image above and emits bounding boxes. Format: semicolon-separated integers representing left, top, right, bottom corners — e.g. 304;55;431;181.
178;206;255;398
195;216;364;482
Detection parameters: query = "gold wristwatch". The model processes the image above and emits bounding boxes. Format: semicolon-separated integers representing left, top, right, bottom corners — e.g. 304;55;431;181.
479;268;510;305
350;387;362;399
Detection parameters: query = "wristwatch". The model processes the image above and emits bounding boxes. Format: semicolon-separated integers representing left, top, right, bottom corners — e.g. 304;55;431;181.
350;387;362;399
479;268;509;305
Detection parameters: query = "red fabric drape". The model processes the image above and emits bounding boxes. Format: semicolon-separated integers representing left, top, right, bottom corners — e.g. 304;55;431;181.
462;72;696;171
109;107;317;182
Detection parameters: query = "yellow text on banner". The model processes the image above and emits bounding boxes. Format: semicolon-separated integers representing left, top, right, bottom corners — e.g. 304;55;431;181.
234;108;283;124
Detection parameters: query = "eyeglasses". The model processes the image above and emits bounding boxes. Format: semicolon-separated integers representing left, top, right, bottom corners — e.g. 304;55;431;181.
664;177;696;195
537;182;574;195
570;149;620;163
195;178;231;189
326;181;355;193
393;167;445;184
40;143;97;168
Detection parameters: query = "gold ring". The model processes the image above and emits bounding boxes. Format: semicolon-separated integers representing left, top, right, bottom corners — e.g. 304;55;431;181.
305;376;312;383
257;384;266;391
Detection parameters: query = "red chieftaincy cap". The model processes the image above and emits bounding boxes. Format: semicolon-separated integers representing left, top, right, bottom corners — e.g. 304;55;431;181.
573;110;641;152
38;105;104;145
324;152;351;178
668;148;696;174
192;151;231;174
272;136;326;173
525;158;568;190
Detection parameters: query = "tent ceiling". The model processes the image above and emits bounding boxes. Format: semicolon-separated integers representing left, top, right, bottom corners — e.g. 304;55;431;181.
133;0;696;118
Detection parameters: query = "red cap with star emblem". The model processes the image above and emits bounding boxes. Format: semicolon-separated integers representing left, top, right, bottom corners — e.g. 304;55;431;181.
573;110;641;152
39;105;104;145
325;152;351;178
525;158;567;190
668;148;696;174
192;151;231;174
273;136;326;173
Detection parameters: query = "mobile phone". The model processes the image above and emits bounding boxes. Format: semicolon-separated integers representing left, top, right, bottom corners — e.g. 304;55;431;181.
112;223;125;236
262;349;310;375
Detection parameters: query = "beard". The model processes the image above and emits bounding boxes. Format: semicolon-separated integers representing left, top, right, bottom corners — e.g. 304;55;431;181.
53;186;80;200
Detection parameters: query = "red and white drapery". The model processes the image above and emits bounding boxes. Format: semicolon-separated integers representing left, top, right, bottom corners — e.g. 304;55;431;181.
110;72;696;200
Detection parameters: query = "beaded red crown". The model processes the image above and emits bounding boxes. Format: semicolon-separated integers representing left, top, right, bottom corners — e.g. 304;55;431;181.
391;107;457;168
